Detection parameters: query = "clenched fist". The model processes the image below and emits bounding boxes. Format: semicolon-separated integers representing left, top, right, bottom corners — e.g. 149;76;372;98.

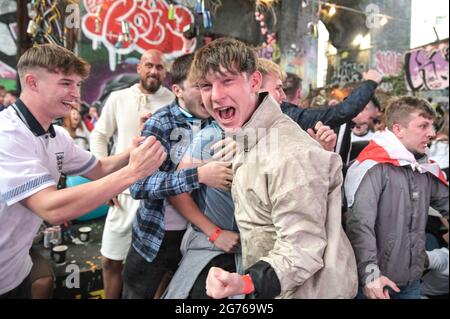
127;136;166;181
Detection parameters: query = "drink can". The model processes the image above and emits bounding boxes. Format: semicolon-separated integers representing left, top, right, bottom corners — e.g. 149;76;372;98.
54;225;62;245
43;228;52;248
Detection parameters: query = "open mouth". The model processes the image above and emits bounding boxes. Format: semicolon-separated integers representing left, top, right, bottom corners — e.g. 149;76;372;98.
62;100;78;109
216;106;236;123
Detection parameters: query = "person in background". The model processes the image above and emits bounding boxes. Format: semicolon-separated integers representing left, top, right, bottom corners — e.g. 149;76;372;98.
90;49;175;299
351;123;374;143
282;72;303;107
421;229;449;299
84;104;100;132
62;108;91;151
429;108;449;177
0;85;7;111
3;91;17;107
345;96;448;299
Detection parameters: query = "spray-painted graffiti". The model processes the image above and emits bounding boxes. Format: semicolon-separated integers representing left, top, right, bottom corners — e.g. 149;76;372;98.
405;41;449;91
0;0;17;90
331;61;366;86
256;45;274;60
0;62;15;79
375;50;403;77
82;0;195;71
255;43;281;62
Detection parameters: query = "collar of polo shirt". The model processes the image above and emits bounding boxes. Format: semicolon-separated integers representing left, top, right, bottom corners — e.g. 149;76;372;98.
12;99;56;138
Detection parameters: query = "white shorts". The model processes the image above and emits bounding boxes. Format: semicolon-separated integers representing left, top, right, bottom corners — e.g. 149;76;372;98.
100;193;140;261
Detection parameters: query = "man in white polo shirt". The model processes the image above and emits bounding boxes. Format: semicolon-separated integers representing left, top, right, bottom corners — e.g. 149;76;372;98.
0;44;166;298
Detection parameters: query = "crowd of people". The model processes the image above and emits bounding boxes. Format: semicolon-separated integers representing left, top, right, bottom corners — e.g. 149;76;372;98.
0;38;448;300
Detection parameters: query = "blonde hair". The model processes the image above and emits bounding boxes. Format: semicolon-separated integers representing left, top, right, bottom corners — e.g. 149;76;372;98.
257;58;286;82
17;44;90;81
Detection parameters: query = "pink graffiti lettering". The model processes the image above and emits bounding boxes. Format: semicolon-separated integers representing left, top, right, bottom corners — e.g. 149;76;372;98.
0;62;16;80
82;0;194;70
405;42;449;91
375;51;403;76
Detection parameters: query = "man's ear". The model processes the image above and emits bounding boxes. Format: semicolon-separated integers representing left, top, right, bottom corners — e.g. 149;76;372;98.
296;88;302;100
250;70;263;93
391;122;404;138
24;73;38;92
172;84;183;99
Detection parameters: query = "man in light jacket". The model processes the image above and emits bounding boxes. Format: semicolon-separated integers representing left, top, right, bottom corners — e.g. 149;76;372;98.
195;38;357;299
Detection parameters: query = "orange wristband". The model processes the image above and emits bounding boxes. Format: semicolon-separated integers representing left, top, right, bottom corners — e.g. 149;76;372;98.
208;227;222;243
241;274;255;295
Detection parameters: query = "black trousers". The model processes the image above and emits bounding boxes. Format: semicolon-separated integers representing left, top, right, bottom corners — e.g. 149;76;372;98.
122;230;184;299
0;274;32;299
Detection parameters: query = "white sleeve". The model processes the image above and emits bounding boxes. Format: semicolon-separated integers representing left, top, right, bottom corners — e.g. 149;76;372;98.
89;93;119;158
0;129;56;206
426;248;449;273
57;127;98;176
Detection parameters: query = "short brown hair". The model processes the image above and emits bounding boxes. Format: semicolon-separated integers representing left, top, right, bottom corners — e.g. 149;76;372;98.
385;96;435;130
257;58;286;82
171;53;194;85
17;44;90;80
189;38;257;83
283;72;302;100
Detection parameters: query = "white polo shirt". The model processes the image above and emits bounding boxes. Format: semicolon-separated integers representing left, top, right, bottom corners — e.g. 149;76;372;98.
0;100;98;295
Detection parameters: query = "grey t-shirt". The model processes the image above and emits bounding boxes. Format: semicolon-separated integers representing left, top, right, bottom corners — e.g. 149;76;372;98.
188;122;238;232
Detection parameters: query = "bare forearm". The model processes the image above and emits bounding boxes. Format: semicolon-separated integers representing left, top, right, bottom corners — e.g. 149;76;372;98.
86;148;130;180
22;167;136;225
168;193;217;237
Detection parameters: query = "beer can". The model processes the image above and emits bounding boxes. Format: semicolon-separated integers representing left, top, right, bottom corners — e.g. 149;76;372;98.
54;225;62;245
43;228;52;248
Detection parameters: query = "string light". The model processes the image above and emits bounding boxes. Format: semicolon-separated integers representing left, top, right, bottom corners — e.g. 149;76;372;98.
328;4;336;16
310;0;404;26
352;33;371;49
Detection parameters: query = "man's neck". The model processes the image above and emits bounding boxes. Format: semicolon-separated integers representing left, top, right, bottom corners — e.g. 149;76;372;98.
19;94;52;131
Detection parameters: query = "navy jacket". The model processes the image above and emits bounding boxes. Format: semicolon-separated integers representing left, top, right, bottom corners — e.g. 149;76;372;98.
281;80;378;130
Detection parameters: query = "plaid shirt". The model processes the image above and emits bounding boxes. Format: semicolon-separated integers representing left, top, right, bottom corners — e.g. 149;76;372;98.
129;100;209;262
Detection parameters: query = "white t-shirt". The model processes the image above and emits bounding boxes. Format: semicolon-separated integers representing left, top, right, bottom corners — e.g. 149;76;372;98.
0;106;97;295
351;130;374;143
429;140;449;170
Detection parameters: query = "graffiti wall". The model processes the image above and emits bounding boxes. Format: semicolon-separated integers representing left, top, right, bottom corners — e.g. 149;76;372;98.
330;61;367;87
0;0;17;91
82;0;195;71
405;40;449;91
80;0;196;104
375;50;403;77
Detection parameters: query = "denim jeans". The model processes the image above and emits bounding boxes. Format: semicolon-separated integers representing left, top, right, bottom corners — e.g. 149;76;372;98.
357;279;421;299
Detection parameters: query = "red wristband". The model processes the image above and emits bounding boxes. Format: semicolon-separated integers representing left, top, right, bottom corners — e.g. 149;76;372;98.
208;227;222;243
241;274;255;295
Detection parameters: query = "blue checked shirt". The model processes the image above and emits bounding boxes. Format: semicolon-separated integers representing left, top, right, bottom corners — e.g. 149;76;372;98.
129;100;210;263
